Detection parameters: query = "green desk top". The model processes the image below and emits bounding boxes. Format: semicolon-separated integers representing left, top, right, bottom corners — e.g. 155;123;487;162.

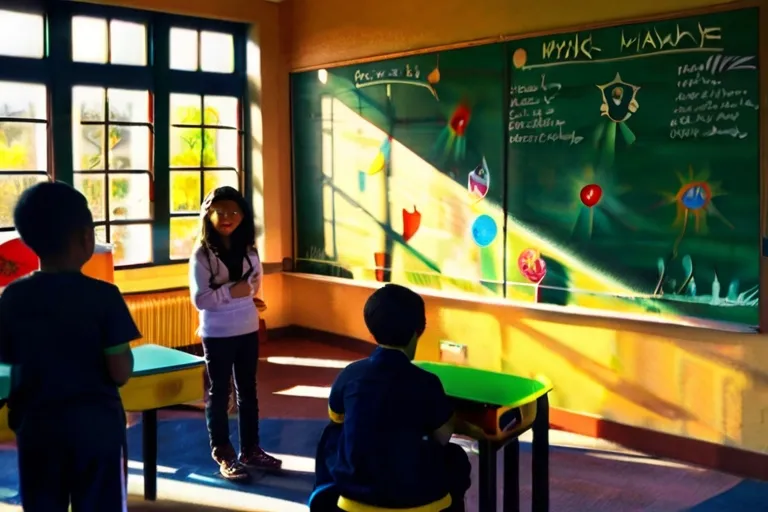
132;344;205;377
0;364;9;401
414;361;552;409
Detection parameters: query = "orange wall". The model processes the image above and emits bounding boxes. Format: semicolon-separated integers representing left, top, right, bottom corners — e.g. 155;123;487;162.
282;0;768;456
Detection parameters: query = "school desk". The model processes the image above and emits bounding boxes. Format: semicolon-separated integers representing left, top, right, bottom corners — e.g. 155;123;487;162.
121;344;205;501
414;362;553;512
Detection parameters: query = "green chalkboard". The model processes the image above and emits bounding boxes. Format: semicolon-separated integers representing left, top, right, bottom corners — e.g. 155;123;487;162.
504;7;760;327
290;6;760;330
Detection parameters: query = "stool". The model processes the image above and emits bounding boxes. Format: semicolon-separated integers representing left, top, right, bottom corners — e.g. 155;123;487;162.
338;494;452;512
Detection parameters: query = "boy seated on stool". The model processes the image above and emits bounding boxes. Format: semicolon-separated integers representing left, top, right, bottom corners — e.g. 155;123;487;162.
315;284;477;512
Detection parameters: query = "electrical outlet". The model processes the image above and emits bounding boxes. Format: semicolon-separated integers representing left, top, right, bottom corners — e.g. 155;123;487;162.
439;341;467;364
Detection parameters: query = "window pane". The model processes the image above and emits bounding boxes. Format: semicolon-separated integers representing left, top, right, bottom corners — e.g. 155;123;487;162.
170;93;202;125
73;87;106;170
110;20;147;66
204;170;239;198
111;224;152;266
0;123;46;171
200;31;234;73
0;174;47;228
170;28;198;71
72;17;108;64
109;89;150;123
0;81;47;119
170;217;200;260
170;171;201;213
109;174;150;220
204;96;238;128
170;127;202;167
205;128;239;169
74;173;106;222
109;126;150;170
0;10;44;59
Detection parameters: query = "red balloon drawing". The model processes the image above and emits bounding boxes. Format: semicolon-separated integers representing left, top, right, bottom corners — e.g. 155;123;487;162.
518;248;547;283
0;238;39;287
580;184;602;208
449;104;471;136
402;206;422;242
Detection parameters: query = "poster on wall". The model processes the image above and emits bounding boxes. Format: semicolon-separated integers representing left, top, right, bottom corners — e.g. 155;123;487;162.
291;6;761;331
292;45;508;298
504;8;760;328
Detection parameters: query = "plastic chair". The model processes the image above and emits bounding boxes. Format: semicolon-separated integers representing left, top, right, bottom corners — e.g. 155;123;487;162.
337;493;452;512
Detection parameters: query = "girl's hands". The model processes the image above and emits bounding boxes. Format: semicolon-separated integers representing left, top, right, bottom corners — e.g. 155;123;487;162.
230;279;253;298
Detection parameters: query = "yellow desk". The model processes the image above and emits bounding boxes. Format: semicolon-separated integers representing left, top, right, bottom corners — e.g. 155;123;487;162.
124;344;205;500
0;345;205;502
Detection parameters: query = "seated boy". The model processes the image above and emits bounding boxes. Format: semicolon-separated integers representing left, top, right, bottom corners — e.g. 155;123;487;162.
0;182;140;512
319;284;471;511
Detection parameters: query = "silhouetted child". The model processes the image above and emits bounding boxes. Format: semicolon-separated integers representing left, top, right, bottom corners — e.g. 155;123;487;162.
314;284;471;511
0;182;139;511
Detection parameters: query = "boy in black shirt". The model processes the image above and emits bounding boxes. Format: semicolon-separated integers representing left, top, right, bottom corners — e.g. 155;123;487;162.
0;182;140;512
322;284;472;511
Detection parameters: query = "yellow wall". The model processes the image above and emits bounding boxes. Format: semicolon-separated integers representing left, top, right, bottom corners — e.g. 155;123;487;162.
282;0;768;456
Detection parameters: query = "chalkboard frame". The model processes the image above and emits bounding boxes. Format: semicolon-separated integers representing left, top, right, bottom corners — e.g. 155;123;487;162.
288;0;767;334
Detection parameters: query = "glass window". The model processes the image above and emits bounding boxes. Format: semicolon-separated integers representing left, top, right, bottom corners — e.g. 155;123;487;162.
72;16;109;64
72;86;153;266
110;20;147;66
200;31;234;73
0;10;45;59
170;27;198;71
169;93;241;260
0;81;49;229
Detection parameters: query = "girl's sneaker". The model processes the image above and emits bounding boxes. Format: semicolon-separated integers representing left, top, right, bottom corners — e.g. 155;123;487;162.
239;446;283;471
212;445;249;480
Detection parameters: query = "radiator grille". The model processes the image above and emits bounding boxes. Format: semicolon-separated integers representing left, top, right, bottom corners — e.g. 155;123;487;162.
125;290;199;349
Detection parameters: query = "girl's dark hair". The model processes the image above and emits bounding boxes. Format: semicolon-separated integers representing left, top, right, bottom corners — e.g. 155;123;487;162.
198;186;257;287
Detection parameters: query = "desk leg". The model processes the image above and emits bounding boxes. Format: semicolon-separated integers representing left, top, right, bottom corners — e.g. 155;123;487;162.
142;409;158;501
503;438;520;512
477;440;496;512
531;395;549;512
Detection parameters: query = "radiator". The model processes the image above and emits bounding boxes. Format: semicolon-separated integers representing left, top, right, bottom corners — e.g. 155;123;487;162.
125;290;200;349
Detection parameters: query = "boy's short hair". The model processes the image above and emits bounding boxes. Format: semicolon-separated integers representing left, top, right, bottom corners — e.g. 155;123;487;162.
363;284;426;348
14;182;93;260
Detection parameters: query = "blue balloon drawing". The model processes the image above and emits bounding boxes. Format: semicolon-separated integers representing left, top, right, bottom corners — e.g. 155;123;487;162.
471;214;497;247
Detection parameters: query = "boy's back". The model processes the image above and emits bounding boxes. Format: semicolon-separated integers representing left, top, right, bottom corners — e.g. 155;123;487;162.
0;271;137;433
328;347;455;508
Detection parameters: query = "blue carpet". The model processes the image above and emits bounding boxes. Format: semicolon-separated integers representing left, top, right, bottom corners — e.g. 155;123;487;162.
0;417;327;506
689;479;768;511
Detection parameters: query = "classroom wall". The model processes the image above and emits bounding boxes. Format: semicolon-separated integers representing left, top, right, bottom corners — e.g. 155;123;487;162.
87;0;294;328
284;0;768;457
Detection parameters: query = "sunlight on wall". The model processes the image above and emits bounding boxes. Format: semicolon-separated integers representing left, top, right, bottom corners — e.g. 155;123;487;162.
247;39;266;258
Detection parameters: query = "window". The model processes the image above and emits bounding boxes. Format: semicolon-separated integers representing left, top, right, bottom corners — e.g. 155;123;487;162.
0;10;44;59
0;81;49;233
0;4;249;268
72;87;153;266
170;27;235;73
169;93;241;260
72;16;147;66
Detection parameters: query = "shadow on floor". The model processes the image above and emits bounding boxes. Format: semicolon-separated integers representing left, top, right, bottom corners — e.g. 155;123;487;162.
128;497;234;512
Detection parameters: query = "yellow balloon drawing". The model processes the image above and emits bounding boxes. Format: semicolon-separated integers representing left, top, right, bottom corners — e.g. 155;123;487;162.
512;48;527;69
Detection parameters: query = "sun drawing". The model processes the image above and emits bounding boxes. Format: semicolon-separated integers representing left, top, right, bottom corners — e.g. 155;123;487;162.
659;166;733;256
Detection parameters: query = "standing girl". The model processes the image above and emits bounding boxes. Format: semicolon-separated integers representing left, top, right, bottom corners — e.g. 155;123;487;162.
189;186;282;480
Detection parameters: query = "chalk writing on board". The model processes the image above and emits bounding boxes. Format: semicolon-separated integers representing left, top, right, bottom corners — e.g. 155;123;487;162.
508;74;583;145
525;21;723;70
669;56;758;140
353;65;439;99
